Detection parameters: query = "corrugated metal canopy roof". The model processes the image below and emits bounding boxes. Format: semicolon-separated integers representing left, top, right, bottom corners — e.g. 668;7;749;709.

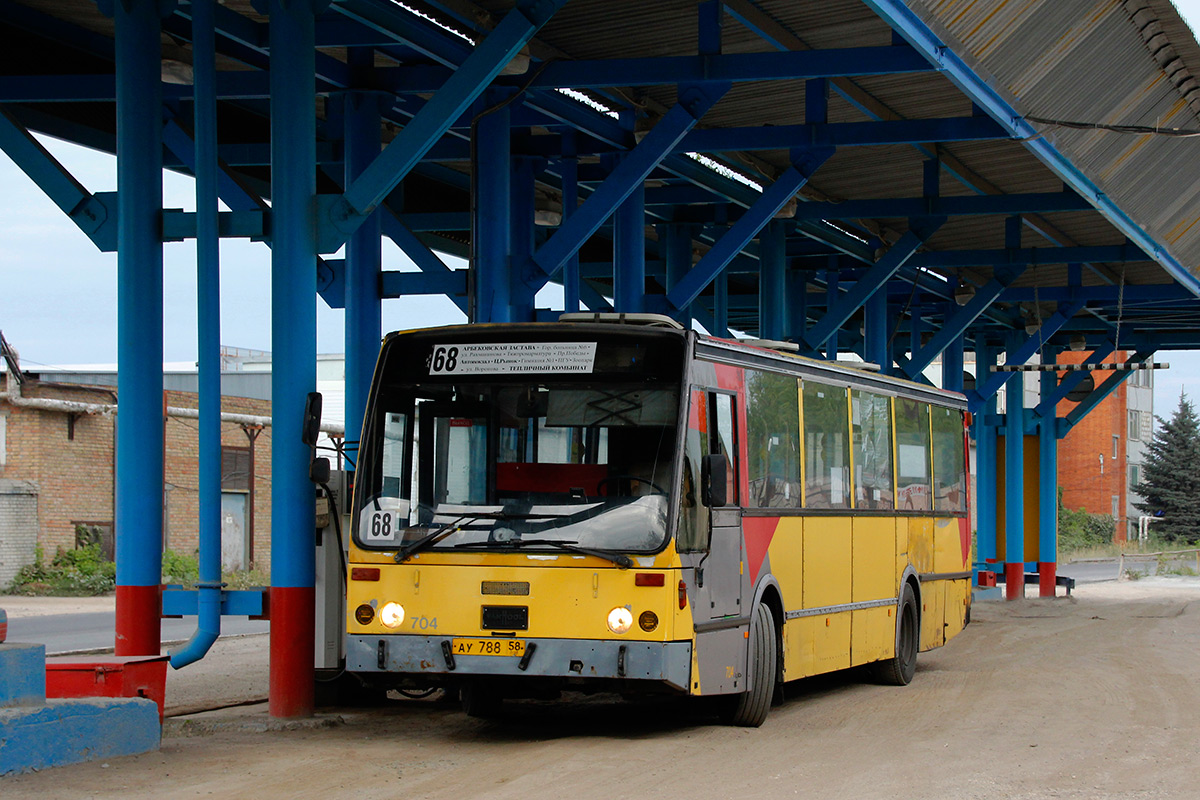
6;0;1200;355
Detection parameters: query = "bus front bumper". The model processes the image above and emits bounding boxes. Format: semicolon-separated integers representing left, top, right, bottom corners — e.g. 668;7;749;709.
346;634;692;692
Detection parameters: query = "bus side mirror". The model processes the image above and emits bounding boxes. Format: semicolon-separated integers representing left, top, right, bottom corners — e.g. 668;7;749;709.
302;392;323;447
309;456;331;485
701;454;727;507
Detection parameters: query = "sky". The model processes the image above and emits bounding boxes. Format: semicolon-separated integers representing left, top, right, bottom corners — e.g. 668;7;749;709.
3;3;1200;418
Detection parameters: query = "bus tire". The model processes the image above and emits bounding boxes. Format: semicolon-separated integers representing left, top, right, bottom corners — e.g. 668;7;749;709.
723;603;777;727
460;682;501;718
873;582;918;686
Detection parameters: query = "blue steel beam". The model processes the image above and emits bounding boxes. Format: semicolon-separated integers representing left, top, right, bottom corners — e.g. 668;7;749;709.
380;270;468;297
804;220;943;350
372;45;936;90
379;212;469;314
791;191;1094;220
0;108;112;248
910;245;1149;269
677;116;1007;152
323;0;568;248
527;84;728;288
663;149;832;313
162;210;268;240
999;285;1194;304
968;300;1087;408
904;268;1022;377
1062;351;1154;431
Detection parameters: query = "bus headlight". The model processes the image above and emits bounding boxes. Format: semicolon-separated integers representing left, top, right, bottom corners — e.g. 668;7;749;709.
380;602;406;629
607;606;633;634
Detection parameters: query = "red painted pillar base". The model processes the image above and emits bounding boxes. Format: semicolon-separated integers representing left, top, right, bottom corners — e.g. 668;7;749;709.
115;584;162;655
1038;562;1057;598
269;585;315;719
1004;563;1024;601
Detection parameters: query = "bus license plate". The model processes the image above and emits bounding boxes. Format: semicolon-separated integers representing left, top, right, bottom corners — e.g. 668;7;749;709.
451;638;525;657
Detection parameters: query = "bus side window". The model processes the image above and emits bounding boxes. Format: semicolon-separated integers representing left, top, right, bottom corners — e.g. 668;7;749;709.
677;390;710;552
710;392;738;506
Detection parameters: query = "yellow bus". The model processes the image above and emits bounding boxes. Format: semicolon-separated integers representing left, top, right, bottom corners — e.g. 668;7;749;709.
344;317;971;725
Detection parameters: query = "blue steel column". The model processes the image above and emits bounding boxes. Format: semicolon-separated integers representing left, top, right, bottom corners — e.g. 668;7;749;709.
1004;336;1026;600
560;136;580;313
714;270;729;337
269;0;317;718
510;156;537;321
170;0;221;668
344;53;383;455
113;0;164;656
1038;349;1059;597
974;340;998;575
473;93;510;322
759;220;786;340
824;265;839;360
664;224;693;326
943;324;964;393
613;164;645;313
864;287;887;371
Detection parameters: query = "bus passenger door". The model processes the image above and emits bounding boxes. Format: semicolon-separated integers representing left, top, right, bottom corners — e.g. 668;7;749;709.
686;389;748;694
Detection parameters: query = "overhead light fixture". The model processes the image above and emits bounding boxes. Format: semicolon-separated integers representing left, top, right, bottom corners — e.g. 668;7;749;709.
500;45;531;75
773;197;798;219
1069;334;1087;352
534;198;562;227
161;58;194;86
1024;317;1040;335
953;280;976;305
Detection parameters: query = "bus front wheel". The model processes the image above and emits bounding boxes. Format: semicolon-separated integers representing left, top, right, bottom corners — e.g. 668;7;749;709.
460;682;502;718
872;582;919;686
722;603;777;727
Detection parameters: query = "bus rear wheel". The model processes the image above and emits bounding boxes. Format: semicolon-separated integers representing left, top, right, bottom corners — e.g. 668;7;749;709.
722;603;777;727
872;582;918;686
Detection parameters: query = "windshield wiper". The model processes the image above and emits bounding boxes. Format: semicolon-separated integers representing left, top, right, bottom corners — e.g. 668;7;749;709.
394;514;478;563
463;537;632;569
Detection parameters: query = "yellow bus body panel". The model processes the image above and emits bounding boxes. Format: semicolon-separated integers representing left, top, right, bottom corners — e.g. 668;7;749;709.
802;517;851;608
346;551;685;644
851;606;893;666
852;517;896;602
919;578;946;651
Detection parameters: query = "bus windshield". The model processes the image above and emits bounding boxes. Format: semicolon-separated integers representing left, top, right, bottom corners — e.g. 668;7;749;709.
355;379;680;555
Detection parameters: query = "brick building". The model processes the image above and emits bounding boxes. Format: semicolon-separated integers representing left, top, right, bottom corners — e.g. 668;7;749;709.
1055;351;1154;543
0;365;275;586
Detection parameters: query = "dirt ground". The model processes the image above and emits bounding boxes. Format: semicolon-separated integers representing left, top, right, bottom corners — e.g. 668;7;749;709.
5;577;1200;799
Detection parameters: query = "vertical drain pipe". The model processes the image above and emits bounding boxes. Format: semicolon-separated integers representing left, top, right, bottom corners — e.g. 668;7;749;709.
170;0;221;668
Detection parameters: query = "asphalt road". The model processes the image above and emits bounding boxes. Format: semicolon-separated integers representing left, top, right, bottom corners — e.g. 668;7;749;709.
6;611;269;655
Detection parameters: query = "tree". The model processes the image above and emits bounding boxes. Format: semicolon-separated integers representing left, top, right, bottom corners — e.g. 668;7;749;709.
1135;391;1200;543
